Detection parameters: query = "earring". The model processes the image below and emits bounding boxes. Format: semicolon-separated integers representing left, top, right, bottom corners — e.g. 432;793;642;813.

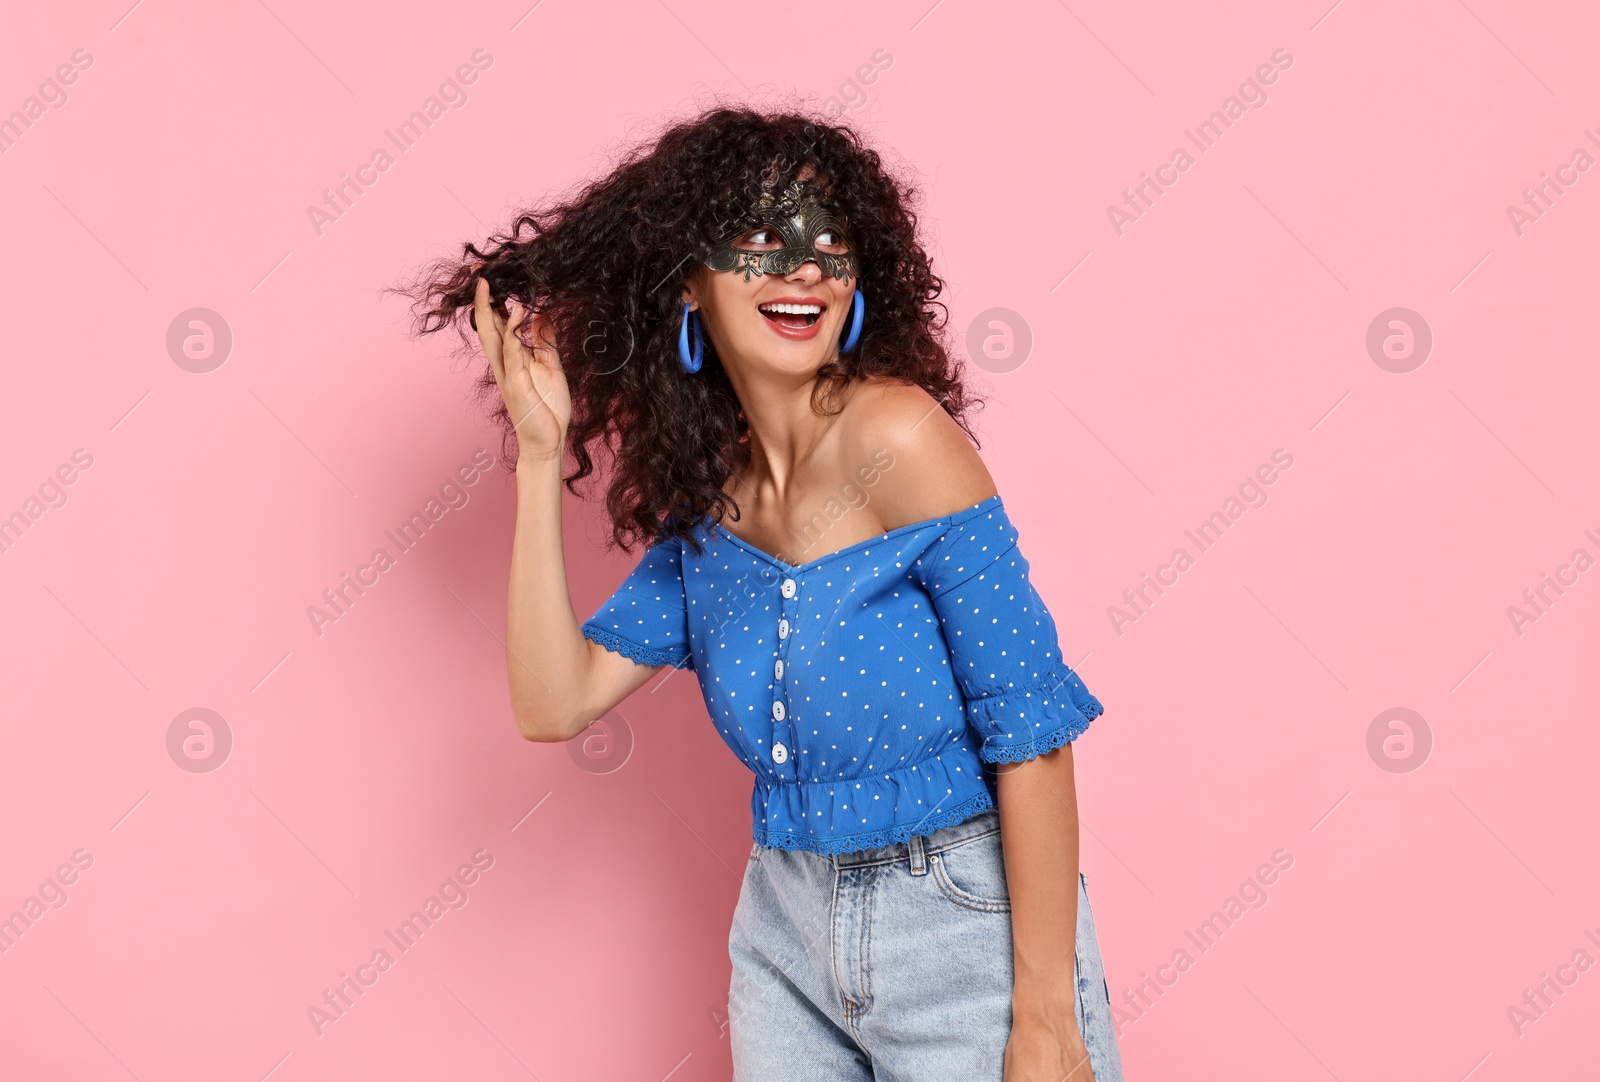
840;288;865;353
678;302;704;373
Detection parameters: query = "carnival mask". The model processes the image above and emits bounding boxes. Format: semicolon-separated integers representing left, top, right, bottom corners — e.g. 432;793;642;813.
704;179;859;283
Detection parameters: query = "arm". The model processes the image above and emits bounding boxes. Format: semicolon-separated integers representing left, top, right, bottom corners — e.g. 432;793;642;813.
999;743;1095;1080
846;384;1103;1078
474;279;662;743
505;450;662;742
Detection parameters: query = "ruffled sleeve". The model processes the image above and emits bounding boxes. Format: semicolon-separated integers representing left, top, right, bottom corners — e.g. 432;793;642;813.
580;534;695;671
914;498;1103;763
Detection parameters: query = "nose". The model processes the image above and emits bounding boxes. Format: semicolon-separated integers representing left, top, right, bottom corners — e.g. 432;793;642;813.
784;259;823;285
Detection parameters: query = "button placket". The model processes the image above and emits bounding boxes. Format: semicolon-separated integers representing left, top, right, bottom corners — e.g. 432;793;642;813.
770;574;799;769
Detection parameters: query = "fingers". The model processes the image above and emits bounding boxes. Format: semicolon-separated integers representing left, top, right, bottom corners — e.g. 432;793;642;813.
472;278;507;383
506;300;563;375
506;300;570;384
501;300;565;437
502;299;535;384
503;297;527;349
472;276;502;336
473;278;565;424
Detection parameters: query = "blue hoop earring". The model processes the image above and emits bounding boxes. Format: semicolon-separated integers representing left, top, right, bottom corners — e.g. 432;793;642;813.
677;302;704;373
841;288;865;353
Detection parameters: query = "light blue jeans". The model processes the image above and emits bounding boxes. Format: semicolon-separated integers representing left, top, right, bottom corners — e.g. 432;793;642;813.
728;808;1125;1080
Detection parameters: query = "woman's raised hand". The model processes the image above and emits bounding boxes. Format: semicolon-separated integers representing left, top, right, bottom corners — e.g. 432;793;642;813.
472;277;572;460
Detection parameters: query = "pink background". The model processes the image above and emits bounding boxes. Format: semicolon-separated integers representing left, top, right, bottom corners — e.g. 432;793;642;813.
2;0;1596;1078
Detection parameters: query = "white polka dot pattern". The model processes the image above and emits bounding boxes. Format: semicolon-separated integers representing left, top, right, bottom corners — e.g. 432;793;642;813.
579;495;1105;855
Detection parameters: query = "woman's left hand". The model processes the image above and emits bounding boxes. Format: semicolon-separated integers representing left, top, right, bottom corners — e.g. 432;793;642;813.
1003;1014;1096;1081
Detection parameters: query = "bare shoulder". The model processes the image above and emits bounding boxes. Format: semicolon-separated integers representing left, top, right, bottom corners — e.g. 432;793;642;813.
838;378;997;530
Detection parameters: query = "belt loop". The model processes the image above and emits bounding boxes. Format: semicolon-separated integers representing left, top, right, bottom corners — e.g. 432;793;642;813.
908;835;928;876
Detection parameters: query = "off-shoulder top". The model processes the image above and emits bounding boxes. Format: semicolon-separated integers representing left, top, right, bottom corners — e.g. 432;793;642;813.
579;495;1105;855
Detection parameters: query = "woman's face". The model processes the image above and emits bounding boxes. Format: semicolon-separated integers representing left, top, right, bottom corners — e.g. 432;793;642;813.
686;211;859;381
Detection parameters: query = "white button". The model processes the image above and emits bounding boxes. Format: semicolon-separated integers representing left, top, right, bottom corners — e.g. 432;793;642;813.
774;659;784;679
772;742;789;764
772;701;786;721
778;618;790;639
781;578;797;599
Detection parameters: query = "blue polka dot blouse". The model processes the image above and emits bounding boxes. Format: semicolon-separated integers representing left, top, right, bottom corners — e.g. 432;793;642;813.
580;495;1104;855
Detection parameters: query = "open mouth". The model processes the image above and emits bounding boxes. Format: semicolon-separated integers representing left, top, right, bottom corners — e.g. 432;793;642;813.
758;301;824;330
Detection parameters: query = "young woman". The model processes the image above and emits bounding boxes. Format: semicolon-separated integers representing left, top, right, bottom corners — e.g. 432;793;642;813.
409;107;1124;1081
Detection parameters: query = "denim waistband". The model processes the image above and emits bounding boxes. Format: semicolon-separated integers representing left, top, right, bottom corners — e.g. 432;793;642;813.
831;807;1000;869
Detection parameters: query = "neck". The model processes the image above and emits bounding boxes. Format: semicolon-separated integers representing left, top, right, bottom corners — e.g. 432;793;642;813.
722;363;845;503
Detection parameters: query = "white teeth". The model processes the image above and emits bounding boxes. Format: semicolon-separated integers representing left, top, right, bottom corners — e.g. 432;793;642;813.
759;303;823;315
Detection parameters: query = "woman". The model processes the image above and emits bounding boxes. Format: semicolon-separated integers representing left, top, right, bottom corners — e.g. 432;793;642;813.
408;107;1123;1081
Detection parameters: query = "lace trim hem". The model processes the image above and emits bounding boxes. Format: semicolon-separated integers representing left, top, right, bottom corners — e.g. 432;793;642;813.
973;691;1104;764
752;789;997;855
977;708;1098;763
580;625;692;671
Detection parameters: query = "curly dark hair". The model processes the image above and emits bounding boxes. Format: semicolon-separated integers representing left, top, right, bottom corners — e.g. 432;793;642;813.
402;104;979;552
